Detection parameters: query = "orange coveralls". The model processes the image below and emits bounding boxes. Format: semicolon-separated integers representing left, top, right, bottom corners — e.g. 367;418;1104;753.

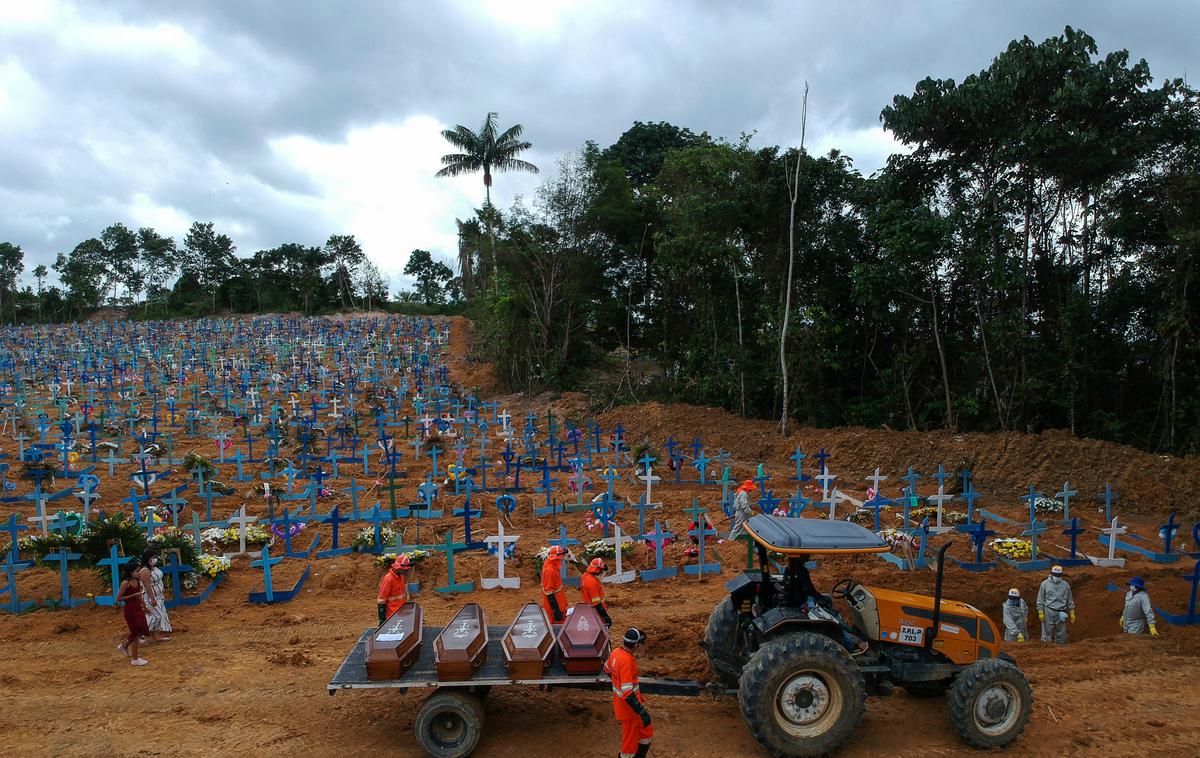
604;646;653;757
541;556;567;621
376;569;410;619
581;569;606;609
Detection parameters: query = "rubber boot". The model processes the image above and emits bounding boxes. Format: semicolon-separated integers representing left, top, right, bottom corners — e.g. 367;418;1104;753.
635;744;650;758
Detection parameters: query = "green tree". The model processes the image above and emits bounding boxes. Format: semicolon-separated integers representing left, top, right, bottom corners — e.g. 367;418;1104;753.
324;234;365;310
137;228;177;313
436;112;539;287
54;239;106;317
0;242;23;322
182;222;237;314
32;263;47;321
402;249;453;305
99;223;139;305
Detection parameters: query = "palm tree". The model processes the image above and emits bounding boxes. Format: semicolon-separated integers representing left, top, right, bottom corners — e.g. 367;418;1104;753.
436;112;538;288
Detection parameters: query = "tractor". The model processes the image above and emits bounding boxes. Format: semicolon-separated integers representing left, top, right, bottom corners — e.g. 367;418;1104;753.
701;515;1032;757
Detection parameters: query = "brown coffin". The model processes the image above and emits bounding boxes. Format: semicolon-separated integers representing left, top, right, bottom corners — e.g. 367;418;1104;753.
434;603;489;681
502;603;554;679
365;602;423;680
557;603;610;675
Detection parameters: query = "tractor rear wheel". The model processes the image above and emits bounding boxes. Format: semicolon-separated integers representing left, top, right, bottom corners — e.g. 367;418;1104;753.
737;632;866;758
947;658;1032;749
414;690;485;758
704;597;742;689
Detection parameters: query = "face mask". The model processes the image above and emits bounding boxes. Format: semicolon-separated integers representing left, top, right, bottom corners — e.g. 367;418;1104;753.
1049;575;1061;583
1008;598;1019;606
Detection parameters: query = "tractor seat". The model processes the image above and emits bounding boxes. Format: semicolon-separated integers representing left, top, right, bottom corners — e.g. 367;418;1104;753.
845;583;881;642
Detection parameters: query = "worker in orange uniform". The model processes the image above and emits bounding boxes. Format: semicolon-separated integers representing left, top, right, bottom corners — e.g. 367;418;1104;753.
604;627;653;758
541;545;569;623
376;555;411;625
581;557;613;627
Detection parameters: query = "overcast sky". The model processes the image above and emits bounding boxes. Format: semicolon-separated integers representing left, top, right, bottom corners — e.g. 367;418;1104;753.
1;1;1195;289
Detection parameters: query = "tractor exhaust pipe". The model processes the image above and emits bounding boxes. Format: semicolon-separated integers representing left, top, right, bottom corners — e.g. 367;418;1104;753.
927;541;953;651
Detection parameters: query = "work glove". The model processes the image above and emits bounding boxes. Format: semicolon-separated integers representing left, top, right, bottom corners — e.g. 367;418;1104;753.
1016;633;1025;643
1038;609;1045;622
1149;624;1159;638
1119;615;1124;630
1069;610;1076;624
377;603;387;626
597;605;613;628
640;710;652;728
547;594;564;623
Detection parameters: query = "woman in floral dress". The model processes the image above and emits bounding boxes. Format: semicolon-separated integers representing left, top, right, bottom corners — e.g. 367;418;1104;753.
139;549;172;642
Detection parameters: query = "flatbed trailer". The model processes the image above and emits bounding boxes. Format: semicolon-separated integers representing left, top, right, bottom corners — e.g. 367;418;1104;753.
329;626;702;757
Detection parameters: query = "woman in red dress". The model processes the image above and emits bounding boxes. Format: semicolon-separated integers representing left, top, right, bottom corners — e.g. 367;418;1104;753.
116;560;151;666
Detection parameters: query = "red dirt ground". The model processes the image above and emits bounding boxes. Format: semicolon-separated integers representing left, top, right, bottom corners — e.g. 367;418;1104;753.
0;314;1198;758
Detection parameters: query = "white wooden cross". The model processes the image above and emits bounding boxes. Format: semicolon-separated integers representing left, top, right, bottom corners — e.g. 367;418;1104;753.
329;397;341;418
926;485;955;534
27;493;55;534
497;410;512;431
1092;516;1127;568
638;464;661;508
816;471;838;519
866;467;887;496
602;523;636;584
224;507;261;559
481;521;520;589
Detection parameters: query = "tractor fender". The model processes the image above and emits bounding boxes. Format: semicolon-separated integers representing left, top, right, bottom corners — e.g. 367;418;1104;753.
753;606;841;642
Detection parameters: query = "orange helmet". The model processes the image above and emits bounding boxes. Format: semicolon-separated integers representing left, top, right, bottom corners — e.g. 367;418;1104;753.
588;558;607;573
548;546;568;559
391;555;412;571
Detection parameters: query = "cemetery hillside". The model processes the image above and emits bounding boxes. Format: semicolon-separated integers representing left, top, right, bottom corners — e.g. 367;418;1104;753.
1;22;1199;758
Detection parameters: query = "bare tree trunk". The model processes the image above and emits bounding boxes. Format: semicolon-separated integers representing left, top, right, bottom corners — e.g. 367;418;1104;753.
779;82;808;436
732;258;746;417
976;299;1005;429
931;273;954;429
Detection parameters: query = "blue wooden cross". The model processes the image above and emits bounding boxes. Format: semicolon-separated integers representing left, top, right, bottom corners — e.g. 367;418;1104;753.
160;551;195;609
693;448;713;484
43;548;90;609
787;488;810;517
1054;481;1077;524
1103;483;1118;524
788;448;809;482
951;518;996;572
1016;519;1052;571
2;514;31;567
1161;512;1181;554
1;557;37;613
416;477;444;519
864;491;893;531
961;483;980;524
432;530;473;593
94;543;128;607
1156;560;1200;626
1058;517;1091;567
640;520;677;581
550;523;581;588
591;495;618;539
683;500;720;576
248;543;284;603
757;489;781;515
532;461;560;517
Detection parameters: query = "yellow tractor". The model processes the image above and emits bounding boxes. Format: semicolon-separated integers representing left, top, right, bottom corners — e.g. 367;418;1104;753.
702;515;1032;756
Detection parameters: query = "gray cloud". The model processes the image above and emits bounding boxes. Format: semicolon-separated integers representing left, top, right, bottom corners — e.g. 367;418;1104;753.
1;0;1195;285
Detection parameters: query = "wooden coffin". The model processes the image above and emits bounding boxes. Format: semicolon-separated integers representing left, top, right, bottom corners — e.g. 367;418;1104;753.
365;602;423;680
557;603;610;675
435;603;489;681
502;603;554;679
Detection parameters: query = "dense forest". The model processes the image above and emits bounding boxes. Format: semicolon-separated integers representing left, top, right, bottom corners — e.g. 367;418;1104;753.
2;28;1197;453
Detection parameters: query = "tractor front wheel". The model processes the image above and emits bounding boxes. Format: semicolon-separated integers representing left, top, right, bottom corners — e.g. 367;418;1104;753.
704;597;743;689
738;632;866;757
947;658;1032;749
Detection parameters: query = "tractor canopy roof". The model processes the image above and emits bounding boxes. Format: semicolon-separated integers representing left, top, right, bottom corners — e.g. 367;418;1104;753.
743;515;890;556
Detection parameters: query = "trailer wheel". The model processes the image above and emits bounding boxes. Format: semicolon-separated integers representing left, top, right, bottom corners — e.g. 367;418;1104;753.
947;658;1032;749
414;690;484;758
738;631;865;757
704;597;743;689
